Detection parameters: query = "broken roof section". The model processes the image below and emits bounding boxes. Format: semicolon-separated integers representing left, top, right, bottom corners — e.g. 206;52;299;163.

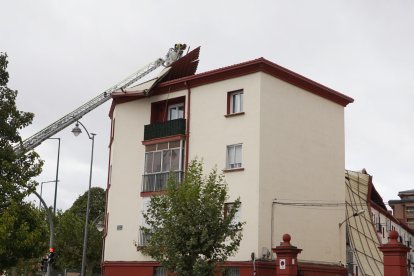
160;46;199;82
345;169;414;276
345;170;384;276
112;47;200;96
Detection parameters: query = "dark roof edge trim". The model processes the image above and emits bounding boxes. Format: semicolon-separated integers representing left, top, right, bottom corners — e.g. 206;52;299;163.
155;57;354;107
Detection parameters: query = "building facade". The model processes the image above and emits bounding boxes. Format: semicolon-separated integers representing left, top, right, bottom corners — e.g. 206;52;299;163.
102;50;354;275
389;189;414;230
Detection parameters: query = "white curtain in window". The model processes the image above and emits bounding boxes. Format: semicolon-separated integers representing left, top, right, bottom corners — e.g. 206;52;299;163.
153;151;162;172
145;153;153;173
168;104;184;120
162;150;171;172
227;144;242;168
231;92;243;113
227;146;235;167
234;145;242;166
171;149;180;171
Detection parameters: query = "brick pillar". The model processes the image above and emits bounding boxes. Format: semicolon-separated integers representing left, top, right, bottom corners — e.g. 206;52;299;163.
378;230;410;276
272;234;302;276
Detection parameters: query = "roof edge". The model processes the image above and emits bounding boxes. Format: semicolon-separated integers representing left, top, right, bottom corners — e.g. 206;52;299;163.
154;57;354;107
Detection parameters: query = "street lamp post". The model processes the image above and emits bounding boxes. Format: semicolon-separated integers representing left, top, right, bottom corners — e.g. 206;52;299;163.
39;180;57;209
40;138;60;276
47;137;61;215
72;121;96;276
339;209;365;228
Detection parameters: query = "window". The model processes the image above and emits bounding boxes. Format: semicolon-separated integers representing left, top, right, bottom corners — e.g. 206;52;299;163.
226;144;242;169
408;218;414;227
223;267;240;276
145;142;181;174
150;97;185;123
228;90;243;114
141;197;151;227
406;206;414;213
224;202;241;225
154;267;167;276
138;197;151;247
142;141;184;192
386;219;391;231
168;103;184;120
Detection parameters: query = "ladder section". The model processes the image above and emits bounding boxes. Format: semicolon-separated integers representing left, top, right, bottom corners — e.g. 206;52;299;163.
16;44;187;153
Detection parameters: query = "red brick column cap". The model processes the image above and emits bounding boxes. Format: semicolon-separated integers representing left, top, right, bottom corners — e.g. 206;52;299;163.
272;233;303;255
282;234;291;246
378;230;410;253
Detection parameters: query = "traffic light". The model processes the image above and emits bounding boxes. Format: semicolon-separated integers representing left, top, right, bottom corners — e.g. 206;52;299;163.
48;247;56;265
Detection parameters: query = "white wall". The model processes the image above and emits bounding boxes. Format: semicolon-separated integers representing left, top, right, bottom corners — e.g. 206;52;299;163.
105;90;186;261
189;73;261;261
259;73;346;263
104;71;348;264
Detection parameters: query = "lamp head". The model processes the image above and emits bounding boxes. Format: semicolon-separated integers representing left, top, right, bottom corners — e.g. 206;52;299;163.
353;209;365;217
71;123;82;137
96;221;105;232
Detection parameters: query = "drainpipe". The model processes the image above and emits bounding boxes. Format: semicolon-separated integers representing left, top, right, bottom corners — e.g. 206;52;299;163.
271;199;277;250
251;252;257;276
184;81;191;169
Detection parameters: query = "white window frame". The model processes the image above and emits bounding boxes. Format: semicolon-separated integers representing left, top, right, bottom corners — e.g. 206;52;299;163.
229;90;243;114
168;103;184;121
144;141;183;174
226;144;243;169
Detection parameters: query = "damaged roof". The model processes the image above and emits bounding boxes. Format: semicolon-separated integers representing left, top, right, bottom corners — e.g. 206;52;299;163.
110;47;354;117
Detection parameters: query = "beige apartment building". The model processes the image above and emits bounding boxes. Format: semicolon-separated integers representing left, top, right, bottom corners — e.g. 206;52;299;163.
102;48;354;275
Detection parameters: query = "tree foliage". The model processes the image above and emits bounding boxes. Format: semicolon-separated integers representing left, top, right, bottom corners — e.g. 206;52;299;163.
0;200;48;271
0;52;45;270
0;53;43;207
54;187;105;276
141;160;244;276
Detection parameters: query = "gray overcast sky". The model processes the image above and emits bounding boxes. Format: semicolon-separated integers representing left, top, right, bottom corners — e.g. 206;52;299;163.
2;0;414;210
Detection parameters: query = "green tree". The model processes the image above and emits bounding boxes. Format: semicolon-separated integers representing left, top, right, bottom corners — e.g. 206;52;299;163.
141;160;244;276
0;52;45;271
0;200;48;271
55;187;105;276
0;52;43;207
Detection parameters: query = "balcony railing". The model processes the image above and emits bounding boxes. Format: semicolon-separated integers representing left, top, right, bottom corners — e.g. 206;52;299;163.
144;118;186;140
142;171;184;192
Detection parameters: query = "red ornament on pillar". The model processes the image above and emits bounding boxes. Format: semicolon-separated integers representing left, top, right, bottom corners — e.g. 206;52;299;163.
378;230;410;276
272;234;303;276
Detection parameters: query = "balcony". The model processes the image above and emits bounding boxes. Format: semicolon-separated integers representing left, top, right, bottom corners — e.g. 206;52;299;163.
144;118;186;141
142;171;184;192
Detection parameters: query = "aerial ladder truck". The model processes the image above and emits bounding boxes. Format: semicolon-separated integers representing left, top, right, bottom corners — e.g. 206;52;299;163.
15;44;187;154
